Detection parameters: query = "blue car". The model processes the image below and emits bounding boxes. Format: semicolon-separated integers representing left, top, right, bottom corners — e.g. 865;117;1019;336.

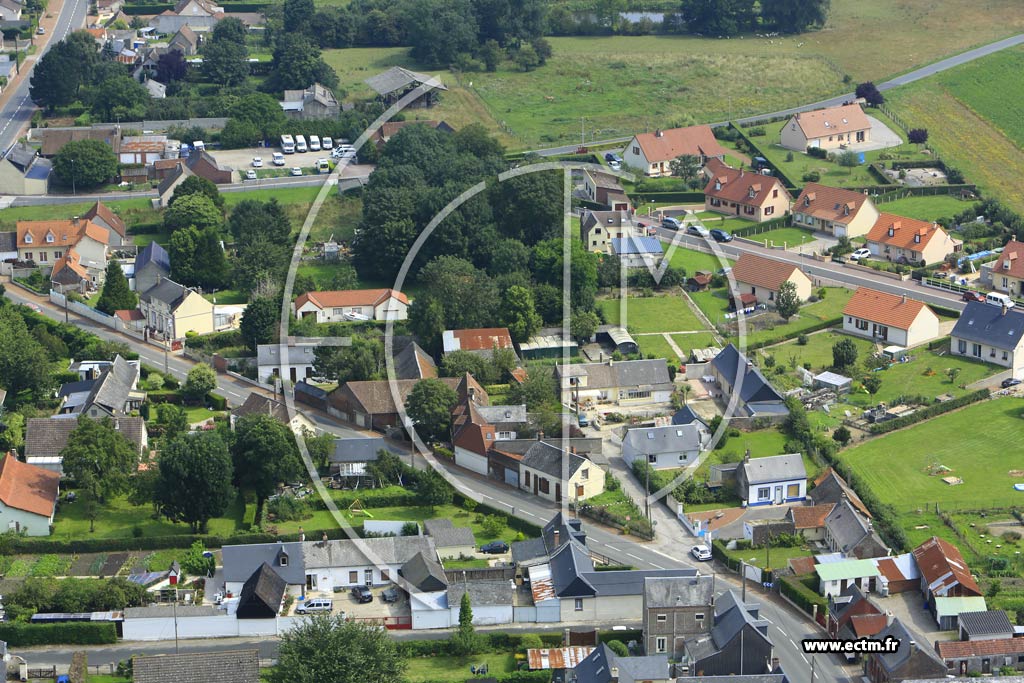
710;228;733;243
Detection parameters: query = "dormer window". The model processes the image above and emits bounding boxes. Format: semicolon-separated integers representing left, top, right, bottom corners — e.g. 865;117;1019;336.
914;233;921;243
888;227;894;237
843;205;850;216
46;233;54;243
748;187;755;199
715;181;722;191
24;234;32;243
279;554;288;566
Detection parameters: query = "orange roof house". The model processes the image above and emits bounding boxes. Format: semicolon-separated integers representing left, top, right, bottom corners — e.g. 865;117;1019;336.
442;328;515;355
792;183;880;238
0;453;60;535
865;212;961;265
781;103;872;151
622;125;730;177
703;158;792;223
990;238;1024;297
730;252;813;306
912;536;982;601
291;288;409;323
842;288;940;347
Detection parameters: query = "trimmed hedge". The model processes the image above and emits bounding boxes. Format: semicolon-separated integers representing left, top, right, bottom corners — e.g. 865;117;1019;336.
630;190;704;203
0;622;117;646
780;574;826;618
598;629;641;644
397;632;562;658
321;487;420;510
868;389;990;434
207;393;227;411
711;539;741;572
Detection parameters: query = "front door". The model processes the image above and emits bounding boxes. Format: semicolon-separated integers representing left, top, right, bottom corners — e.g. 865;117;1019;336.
555;483;562;503
982;659;991;674
364;569;373;586
306;574;317;591
774;486;783;504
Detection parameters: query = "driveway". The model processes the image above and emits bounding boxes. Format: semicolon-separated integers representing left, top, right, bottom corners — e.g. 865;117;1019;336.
875;591;948;639
841;116;904;153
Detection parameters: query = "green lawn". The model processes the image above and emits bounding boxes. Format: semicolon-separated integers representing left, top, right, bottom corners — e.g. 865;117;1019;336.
52;493;245;541
722;544;815;570
637;333;682;361
695;427;792;480
667;246;732;276
691;287;853;345
741;227;816;249
764;330;872;369
877;194;972;222
201;289;248;305
839;398;1024;512
0;197;159;231
442;558;490;569
404;654;517;682
599;295;705;334
88;676;131;683
672;332;720;355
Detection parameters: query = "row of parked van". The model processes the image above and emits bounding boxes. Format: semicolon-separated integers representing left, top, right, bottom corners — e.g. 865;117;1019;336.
280;134;342;154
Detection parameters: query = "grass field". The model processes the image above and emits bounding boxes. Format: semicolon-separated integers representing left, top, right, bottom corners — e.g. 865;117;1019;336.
667;246;732;276
673;331;720;354
405;654;517;682
722;544;814;570
52;493;245;540
839;398;1024;511
637;333;682;361
743;227;815;249
600;294;705;333
691;286;851;344
877;194;973;222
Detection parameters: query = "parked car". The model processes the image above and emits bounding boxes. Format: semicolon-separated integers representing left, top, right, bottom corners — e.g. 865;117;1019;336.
381;587;400;603
850;248;871;261
480;541;509;554
1002;377;1022;389
351;586;373;603
686;224;710;238
37;26;45;34
962;291;986;302
661;216;682;230
710;228;733;242
604;152;623;164
296;597;333;614
291;167;302;176
608;160;621;170
577;413;589;428
322;136;333;150
690;545;712;562
245;169;257;180
252;156;263;168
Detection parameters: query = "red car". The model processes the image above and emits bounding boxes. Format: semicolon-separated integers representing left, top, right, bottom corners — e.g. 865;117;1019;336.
962;291;986;302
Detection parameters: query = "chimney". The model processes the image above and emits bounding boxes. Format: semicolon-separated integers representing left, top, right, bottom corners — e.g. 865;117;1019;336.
72;216;79;225
901;294;907;304
745;360;753;374
655;129;663;138
610;668;619;679
744;449;751;463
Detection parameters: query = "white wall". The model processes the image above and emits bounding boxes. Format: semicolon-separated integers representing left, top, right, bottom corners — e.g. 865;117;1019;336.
449;604;513;626
123;615;306;641
743;478;806;506
0;504;52;536
454;447;488;476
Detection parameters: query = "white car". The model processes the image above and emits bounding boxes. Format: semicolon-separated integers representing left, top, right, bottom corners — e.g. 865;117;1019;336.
245;169;257;180
691;545;712;562
851;248;871;261
291;167;302;176
252;157;263;168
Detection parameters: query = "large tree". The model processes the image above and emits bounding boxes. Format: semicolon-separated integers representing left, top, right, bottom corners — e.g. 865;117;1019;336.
679;0;756;36
531;238;599;311
183;363;217;402
156;49;188;83
403;0;478;67
269;615;405;683
95;261;137;314
499;285;541;343
29;31;101;109
202;38;249;86
232;414;303;500
240;296;280;350
228;198;291;246
264;34;338;93
87;75;149;122
0;306;55;401
832;338;858;371
169;226;200;285
60;417;137;529
760;0;830;32
774;280;801;320
312;336;383;384
229;93;288;141
52;140;119;189
404;378;459;442
211;15;248;44
156;432;234;532
170;175;225;212
283;0;316;36
507;370;557;410
855;81;885;107
162;192;223;234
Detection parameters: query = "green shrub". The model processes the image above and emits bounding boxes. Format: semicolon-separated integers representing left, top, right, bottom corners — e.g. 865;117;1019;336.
207;393;227;411
268;495;311;522
868;389;989;434
0;622;117;646
780;575;826;617
802;171;821;182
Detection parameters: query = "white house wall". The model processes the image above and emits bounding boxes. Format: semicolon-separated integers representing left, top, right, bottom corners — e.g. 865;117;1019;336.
454;446;489;476
0;504;53;536
743;478;806;506
449;604;513;626
123;615;306;642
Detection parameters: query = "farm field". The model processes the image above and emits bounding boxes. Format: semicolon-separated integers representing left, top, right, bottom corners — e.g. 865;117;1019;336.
838;398;1024;511
600;294;705;333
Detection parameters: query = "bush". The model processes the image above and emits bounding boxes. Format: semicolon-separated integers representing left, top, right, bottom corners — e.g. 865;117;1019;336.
797;334;809;346
481;514;508;538
747;126;766;137
518;633;542;651
806;146;828;159
268;495;312;522
606;640;629;656
0;622;117;646
802;170;821;182
207;393;227;411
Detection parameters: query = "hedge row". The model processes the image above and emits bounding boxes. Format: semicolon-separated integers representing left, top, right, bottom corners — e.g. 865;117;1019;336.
745;317;843;351
711;539;741;572
630;190;705;203
598;629;641;644
0;622;117;646
319;487;420;510
779;574;826;618
868;389;990;434
454;493;542;538
397;632;563;658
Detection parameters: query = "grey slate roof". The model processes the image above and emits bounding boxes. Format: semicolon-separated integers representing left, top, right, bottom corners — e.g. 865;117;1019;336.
513;512;587;565
135;241;170;274
423;518;475;549
256;342;318;368
231;394;292;424
709;590;770;650
6;141;36;171
672;405;708;428
548;540;698;599
570;643;615;683
580;209;627;236
399;551;448;592
133;650;259;683
615;654;672;682
330;436;396;463
623;423;707;456
446;580;514;607
644;575;714;609
511;537;548;564
711;344;787;408
555;358;673;392
0;231;15;252
364;66;447;95
675;676;787;683
520;441;588;479
872;618;945;674
25;416;146;457
958;610;1014;638
739;454;806;485
236;562;285;618
83;355;138;414
302;536;436;569
951;301;1024;351
221;541;305;585
476;404;528;425
140;278;189;309
392;341;437;380
824;498;888;558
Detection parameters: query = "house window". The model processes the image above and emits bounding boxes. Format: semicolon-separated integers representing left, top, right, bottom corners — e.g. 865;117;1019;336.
574;599;584;611
24;252;32;261
958;340;967;354
625;389;652;400
768;291;774;301
54;251;62;259
24;234;31;243
580;468;589;481
973;343;982;358
787;483;800;497
538;478;550;494
1003;351;1009;361
695;613;705;622
46;234;54;243
744;206;755;215
648;454;657;464
632;146;640;155
497;431;513;440
1003;277;1009;289
657;614;667;623
773;189;778;198
332;308;343;317
39;253;47;262
757;487;770;501
765;206;775;216
656;637;667;653
349;571;358;584
524;471;530;487
679;454;686;462
855;319;869;331
279;555;288;567
710;198;722;207
382;569;389;581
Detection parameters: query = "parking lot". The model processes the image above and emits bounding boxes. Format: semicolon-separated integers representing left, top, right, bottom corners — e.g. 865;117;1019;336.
288;586;411;620
210;146;358;172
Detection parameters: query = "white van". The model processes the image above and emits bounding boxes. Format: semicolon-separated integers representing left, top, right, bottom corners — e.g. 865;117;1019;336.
986;292;1016;309
295;135;308;153
192;140;205;152
272;152;286;166
309;135;321;151
322;136;333;150
295;598;332;614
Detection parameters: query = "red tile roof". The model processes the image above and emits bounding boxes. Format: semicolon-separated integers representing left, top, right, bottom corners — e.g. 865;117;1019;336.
843;288;933;331
450;328;514;352
865;212;957;252
790;104;871;140
16;219;93;249
992;239;1024;281
633;125;729;163
703;158;791;206
789;556;817;575
294;288;409;310
0;453;60;517
789;503;834;529
731;252;804;292
849;613;888;638
51;249;88;279
936;637;1024;659
912;536;981;597
794;183;874;223
115;309;145;322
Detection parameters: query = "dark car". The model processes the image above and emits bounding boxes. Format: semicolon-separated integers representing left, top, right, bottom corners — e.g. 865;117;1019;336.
381;587;400;603
351;585;373;603
604;152;622;163
962;291;986;302
480;541;510;554
1001;377;1022;389
710;228;733;242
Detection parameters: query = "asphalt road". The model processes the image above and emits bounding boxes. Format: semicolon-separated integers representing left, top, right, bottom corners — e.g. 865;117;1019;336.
534;32;1024;156
0;0;89;153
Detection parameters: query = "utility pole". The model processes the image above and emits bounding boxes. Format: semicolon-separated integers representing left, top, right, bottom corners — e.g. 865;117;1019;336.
644;460;651;520
741;560;746;602
164;334;169;374
810;656;816;683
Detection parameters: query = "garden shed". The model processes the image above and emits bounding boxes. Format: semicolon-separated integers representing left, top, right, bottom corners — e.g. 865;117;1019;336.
814;371;852;394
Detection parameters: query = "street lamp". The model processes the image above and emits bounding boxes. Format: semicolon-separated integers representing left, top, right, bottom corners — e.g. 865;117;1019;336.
70;158;76;196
